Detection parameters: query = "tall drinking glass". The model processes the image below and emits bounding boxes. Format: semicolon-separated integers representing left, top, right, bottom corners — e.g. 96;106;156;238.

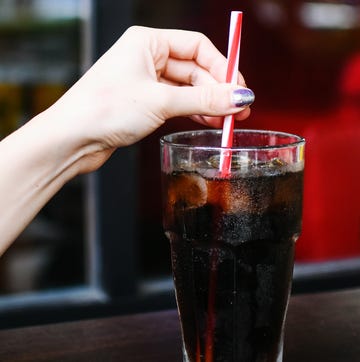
160;129;305;362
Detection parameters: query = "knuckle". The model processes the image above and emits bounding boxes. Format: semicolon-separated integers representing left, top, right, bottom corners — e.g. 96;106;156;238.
200;87;218;114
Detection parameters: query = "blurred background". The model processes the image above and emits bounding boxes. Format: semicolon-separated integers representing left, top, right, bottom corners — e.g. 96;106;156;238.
0;0;359;328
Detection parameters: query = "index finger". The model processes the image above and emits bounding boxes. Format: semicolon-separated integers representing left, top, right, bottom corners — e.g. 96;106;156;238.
154;28;246;85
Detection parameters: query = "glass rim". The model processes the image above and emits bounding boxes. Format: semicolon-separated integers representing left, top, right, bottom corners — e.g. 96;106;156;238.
160;129;305;151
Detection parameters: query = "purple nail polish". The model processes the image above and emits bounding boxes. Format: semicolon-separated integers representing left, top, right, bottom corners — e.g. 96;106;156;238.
232;88;255;107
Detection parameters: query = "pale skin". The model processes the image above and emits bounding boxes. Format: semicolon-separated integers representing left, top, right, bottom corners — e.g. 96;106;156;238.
0;26;252;256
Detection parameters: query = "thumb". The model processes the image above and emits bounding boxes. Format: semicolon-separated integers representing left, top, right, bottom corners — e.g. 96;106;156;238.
162;83;255;119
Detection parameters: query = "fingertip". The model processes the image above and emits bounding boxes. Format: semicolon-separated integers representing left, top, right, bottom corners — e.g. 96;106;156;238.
231;87;255;108
234;107;252;122
188;115;224;128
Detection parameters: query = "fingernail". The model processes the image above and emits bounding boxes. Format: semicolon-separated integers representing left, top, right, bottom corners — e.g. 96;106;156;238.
231;88;255;107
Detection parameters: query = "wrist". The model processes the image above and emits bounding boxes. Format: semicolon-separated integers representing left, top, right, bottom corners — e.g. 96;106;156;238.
40;94;114;175
0;110;85;251
23;108;85;182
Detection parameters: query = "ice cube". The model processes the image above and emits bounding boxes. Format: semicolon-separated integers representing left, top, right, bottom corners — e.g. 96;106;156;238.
206;178;252;213
167;172;207;208
207;176;274;214
270;157;287;167
206;154;253;174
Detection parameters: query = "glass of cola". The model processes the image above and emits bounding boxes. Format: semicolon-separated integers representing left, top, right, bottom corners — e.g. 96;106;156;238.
160;129;305;362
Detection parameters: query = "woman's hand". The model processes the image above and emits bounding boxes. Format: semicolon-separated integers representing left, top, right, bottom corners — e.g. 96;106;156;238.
47;26;254;173
0;26;254;253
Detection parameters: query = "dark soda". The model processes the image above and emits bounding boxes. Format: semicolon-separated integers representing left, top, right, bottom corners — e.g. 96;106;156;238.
162;166;303;362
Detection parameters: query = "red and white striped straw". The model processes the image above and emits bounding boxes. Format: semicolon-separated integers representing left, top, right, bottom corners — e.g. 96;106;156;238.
219;11;243;176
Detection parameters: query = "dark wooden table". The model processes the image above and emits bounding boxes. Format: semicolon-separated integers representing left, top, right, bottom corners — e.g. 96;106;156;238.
1;288;360;361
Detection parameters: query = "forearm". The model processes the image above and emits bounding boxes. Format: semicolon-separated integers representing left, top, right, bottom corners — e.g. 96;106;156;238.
0;109;84;255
